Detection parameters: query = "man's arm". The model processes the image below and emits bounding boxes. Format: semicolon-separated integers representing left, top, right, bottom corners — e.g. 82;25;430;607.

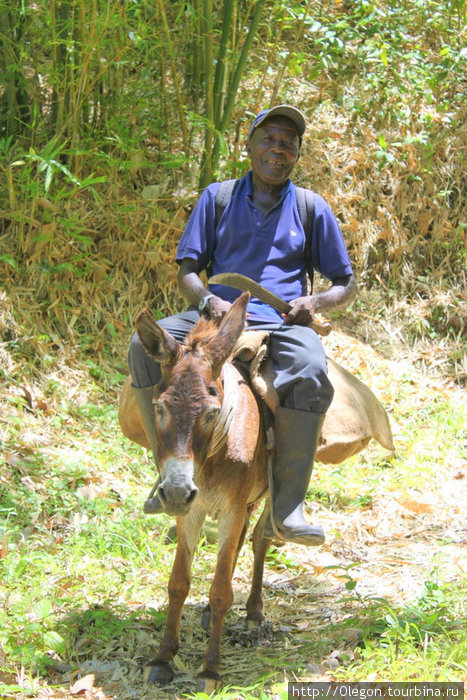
177;258;232;321
283;273;357;326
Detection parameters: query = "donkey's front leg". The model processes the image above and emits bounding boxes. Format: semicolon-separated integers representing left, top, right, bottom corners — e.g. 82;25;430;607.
197;507;247;692
145;508;205;684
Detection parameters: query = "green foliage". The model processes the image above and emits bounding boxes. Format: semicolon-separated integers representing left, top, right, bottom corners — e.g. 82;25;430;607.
0;596;66;674
1;0;464;181
349;578;467;680
304;567;467;683
11;140;106;199
2;0;465;325
0;0;272;188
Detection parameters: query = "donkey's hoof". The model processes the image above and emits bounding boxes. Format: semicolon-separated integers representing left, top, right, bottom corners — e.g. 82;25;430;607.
246;616;262;629
143;661;174;684
196;673;222;694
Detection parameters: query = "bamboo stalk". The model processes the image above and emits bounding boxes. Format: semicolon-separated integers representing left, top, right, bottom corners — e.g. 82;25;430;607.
270;0;313;104
0;4;30;140
199;0;215;188
51;0;125;156
50;0;58;129
155;0;189;149
52;0;72;135
218;0;267;134
186;0;203;109
252;5;287;113
213;0;236;126
0;5;19;138
198;0;267;187
6;164;16;210
194;0;204;109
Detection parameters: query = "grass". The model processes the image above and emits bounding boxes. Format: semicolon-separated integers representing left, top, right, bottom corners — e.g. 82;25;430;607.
0;329;466;699
335;577;467;682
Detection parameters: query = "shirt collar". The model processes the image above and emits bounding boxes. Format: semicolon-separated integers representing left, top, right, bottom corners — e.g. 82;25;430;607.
244;171;294;201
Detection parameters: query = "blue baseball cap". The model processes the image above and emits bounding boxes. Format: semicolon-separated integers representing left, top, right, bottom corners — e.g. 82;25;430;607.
248;104;306;140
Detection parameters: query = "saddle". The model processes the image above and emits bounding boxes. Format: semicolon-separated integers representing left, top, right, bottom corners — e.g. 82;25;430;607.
232;331;394;464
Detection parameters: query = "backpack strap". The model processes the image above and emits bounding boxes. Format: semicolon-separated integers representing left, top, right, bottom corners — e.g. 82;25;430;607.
215;179;238;228
295;185;315;290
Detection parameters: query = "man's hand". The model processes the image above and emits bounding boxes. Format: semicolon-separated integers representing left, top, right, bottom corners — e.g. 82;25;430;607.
282;296;317;325
206;296;232;323
177;259;234;323
283;274;357;326
284;275;357;326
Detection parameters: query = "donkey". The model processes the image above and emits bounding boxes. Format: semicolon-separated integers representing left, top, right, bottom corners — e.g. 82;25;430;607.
131;292;272;690
120;289;395;689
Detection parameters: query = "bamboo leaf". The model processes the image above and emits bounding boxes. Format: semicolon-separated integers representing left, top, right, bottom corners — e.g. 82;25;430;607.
381;43;388;66
378;134;387;150
216;130;228;158
49;159;81;186
44;164;54;192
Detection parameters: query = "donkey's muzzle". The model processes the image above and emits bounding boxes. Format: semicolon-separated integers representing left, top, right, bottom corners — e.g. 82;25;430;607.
157;460;198;515
158;484;198;516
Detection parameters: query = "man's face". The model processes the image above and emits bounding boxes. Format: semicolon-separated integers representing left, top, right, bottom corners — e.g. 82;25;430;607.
247;116;301;188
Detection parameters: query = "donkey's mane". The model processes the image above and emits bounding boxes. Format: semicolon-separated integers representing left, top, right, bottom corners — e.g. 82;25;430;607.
184;317;218;352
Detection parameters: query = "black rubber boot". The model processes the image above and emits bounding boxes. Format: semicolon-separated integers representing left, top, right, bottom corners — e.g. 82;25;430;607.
132;386;164;515
263;407;325;546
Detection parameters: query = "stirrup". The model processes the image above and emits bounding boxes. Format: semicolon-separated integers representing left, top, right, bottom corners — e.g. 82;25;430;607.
263;515;325;546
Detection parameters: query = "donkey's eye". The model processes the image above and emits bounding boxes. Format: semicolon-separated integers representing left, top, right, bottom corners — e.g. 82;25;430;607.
153;400;168;425
208;385;219;397
202;407;220;427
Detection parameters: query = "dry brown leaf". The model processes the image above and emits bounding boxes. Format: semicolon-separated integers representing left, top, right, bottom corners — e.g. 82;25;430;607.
70;673;96;695
294;619;313;630
35;396;49;412
380;557;415;566
1;535;9;559
397;498;435;514
310;564;327;575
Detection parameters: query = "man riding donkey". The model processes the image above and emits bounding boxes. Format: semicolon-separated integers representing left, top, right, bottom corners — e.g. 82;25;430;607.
128;105;357;546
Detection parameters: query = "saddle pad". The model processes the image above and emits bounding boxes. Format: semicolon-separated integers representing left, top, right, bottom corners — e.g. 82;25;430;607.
236;331;394;465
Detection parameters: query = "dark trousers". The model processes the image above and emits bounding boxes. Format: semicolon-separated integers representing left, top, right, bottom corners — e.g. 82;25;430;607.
128;309;334;415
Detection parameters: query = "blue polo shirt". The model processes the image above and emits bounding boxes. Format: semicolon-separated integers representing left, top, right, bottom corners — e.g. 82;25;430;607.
176;172;353;322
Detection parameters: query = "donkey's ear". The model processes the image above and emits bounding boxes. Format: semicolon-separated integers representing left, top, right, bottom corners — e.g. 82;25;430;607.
204;292;250;376
135;309;181;366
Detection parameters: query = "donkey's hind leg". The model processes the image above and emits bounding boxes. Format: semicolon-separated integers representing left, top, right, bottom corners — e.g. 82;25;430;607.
246;501;272;625
145;506;206;684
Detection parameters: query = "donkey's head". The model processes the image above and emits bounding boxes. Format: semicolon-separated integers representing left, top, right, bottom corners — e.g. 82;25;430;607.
135;293;249;516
